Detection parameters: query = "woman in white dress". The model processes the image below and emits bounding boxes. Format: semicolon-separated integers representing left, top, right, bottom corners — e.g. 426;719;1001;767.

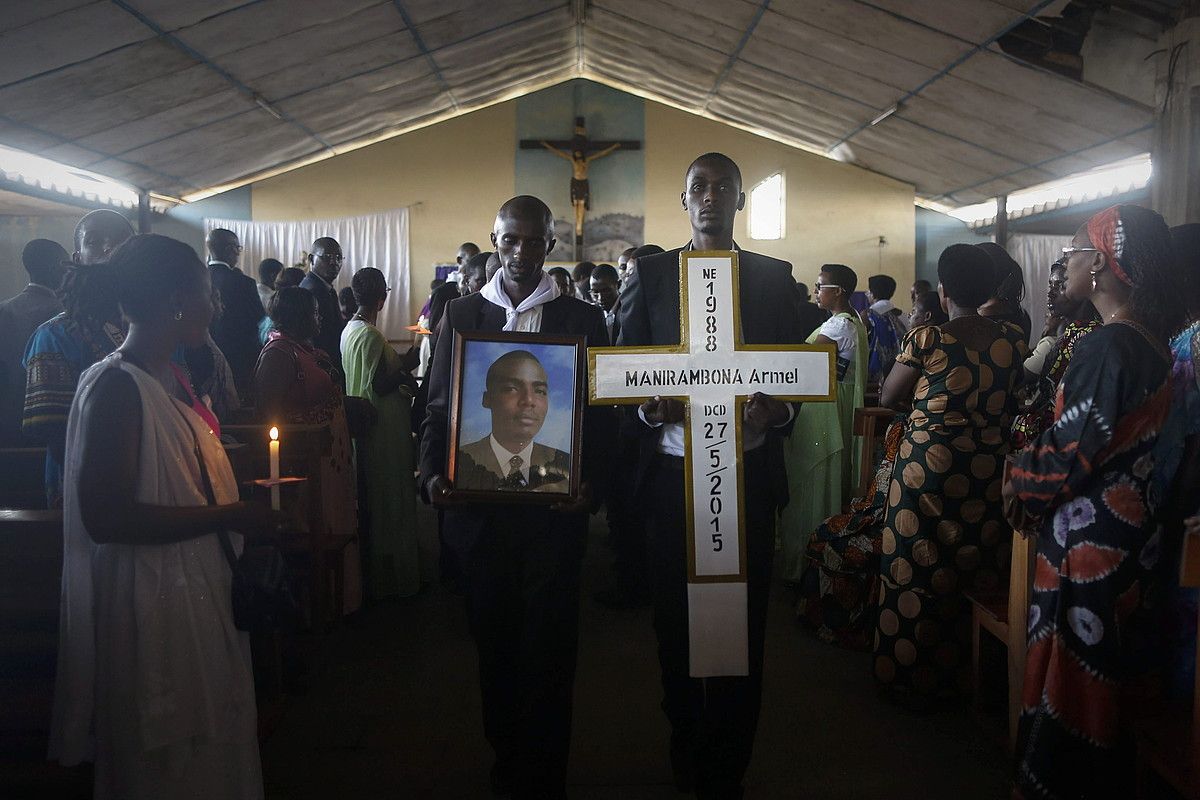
49;234;272;799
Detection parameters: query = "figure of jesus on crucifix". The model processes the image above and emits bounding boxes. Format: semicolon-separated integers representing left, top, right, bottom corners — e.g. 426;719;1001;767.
520;116;641;253
596;153;836;798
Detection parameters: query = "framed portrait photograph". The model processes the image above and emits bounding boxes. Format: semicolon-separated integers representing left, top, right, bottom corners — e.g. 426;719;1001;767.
446;330;585;504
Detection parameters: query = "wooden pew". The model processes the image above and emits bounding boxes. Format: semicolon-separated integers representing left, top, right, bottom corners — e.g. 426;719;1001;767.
968;528;1036;750
1135;525;1200;798
0;510;63;758
0;448;48;509
853;407;896;498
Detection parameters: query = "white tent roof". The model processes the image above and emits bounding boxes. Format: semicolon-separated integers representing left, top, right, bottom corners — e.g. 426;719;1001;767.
0;0;1160;204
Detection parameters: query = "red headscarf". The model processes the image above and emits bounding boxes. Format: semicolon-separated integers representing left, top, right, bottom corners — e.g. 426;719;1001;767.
1084;205;1134;287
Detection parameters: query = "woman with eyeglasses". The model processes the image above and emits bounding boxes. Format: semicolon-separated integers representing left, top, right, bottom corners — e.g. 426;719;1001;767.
1008;205;1189;799
341;267;422;599
872;244;1028;705
780;263;867;585
1009;259;1100;453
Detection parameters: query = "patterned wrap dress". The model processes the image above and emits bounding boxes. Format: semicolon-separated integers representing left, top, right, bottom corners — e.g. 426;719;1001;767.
1012;322;1175;799
1011;319;1101;452
797;417;904;649
873;319;1028;695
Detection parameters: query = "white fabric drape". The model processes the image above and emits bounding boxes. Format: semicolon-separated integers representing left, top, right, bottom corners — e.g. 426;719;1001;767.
1008;233;1071;339
205;208;410;340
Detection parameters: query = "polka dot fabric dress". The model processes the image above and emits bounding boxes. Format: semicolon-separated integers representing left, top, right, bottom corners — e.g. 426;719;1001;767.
1011;323;1175;800
873;320;1028;696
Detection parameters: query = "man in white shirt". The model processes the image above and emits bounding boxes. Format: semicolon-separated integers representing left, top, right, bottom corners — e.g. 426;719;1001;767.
419;196;615;799
616;153;803;799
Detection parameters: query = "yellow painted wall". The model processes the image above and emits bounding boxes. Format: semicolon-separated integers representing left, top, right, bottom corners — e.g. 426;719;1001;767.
251;93;915;324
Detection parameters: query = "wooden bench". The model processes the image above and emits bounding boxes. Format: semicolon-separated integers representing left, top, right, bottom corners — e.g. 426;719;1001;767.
1135;525;1200;798
0;448;48;510
0;509;64;758
853;407;896;498
968;529;1036;751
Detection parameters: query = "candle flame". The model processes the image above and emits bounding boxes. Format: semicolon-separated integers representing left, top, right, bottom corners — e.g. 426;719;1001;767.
269;426;279;441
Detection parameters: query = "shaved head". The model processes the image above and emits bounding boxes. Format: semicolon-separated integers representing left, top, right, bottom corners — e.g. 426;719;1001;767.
206;227;241;269
309;236;343;282
74;209;134;265
495;195;555;237
456;242;480;265
491;195;557;289
686;152;742;191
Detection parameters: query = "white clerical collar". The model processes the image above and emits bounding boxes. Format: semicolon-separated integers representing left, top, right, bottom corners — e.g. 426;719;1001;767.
489;435;534;481
870;299;896;315
208;260;230;268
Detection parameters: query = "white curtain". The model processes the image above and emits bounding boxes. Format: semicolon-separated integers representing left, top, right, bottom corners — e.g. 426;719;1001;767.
1008;233;1071;339
205;208;410;340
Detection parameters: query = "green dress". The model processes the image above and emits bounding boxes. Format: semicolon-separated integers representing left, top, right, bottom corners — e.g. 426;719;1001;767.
781;311;867;583
341;319;421;598
872;319;1028;696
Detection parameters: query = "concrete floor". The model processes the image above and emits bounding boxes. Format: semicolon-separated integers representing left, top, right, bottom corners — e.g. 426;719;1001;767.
260;509;1011;799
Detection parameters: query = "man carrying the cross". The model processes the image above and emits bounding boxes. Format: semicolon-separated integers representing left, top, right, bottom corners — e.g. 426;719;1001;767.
617;153;805;799
419;196;615;799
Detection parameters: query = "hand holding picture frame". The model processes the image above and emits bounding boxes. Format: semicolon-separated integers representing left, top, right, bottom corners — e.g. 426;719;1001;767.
445;330;585;504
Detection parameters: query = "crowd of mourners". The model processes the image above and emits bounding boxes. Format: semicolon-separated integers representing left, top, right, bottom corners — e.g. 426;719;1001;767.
0;160;1196;800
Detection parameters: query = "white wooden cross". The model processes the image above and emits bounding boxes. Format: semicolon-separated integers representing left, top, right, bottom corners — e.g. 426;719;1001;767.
589;251;835;677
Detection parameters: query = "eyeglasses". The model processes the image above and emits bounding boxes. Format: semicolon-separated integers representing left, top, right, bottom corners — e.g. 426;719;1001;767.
1061;246;1100;258
319;253;344;263
813;282;842;292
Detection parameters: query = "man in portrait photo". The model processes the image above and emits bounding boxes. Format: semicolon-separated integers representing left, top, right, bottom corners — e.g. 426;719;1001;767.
456;349;570;492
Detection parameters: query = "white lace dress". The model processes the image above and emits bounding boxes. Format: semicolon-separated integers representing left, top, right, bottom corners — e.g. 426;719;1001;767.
48;353;263;799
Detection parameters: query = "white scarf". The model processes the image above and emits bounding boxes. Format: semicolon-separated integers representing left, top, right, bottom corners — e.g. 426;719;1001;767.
479;268;561;331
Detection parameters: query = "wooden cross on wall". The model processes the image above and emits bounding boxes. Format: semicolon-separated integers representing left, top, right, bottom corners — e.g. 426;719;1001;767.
519;116;641;260
589;251;836;676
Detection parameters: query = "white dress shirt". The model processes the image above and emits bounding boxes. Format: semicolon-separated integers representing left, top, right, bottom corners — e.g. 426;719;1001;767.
489;435;534;482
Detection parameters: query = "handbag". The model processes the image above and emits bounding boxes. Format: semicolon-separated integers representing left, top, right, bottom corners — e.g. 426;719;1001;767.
178;400;300;633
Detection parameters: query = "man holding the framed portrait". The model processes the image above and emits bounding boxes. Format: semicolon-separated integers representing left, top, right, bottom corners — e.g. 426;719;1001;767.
418;195;616;799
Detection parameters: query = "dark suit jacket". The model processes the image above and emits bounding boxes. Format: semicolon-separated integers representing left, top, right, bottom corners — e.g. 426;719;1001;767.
299;271;345;376
419;291;617;557
208;262;265;400
604;301;621;346
427;281;462;344
615;245;805;508
455;437;571;492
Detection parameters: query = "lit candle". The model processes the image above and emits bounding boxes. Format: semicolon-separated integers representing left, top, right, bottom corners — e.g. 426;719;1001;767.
269;426;280;511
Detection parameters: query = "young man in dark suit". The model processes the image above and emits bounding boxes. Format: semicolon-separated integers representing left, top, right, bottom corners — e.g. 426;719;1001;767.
419;196;615;799
206;228;265;400
616;153;805;800
299;236;346;378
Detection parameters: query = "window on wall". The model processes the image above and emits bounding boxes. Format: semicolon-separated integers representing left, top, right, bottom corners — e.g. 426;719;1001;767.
748;172;784;240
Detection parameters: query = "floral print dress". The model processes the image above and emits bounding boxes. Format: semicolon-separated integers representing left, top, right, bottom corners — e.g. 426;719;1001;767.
1012;322;1175;799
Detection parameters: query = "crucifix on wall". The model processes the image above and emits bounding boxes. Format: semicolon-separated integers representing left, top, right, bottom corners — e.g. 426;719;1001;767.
519;116;641;260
